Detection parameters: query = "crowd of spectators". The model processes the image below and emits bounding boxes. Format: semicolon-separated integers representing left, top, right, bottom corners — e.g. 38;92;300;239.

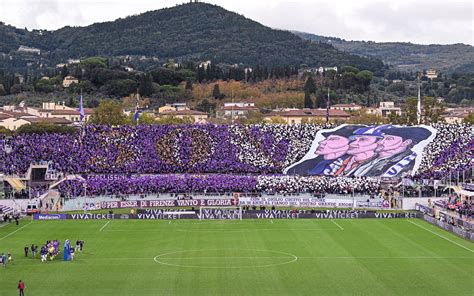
416;123;473;180
56;174;381;197
3;123;471;177
1;123;472;199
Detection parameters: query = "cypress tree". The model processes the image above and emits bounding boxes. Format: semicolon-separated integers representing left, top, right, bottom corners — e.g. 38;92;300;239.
304;90;313;109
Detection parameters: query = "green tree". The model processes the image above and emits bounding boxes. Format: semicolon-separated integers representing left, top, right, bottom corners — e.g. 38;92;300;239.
195;99;216;114
126;112;156;125
60;65;69;79
349;111;387;125
16;123;77;134
403;97;419;125
90;100;127;125
0;126;13;136
0;84;6;96
138;73;154;97
304;76;317;94
185;79;193;91
356;70;373;92
268;116;287;124
155;115;194;125
212;84;224;100
304;90;313;109
423;97;445;124
463;112;474;124
342;66;359;74
101;79;137;97
242;111;265;124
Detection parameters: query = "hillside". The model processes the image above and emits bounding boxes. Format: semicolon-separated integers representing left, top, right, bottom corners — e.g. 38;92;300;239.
0;3;382;72
294;31;474;73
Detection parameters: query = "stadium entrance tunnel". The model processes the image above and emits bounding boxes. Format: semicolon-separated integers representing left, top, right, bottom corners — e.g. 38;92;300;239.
153;249;298;268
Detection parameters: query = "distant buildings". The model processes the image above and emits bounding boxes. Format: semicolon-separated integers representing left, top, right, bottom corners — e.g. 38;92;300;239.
265;108;350;124
219;102;259;118
158;103;189;113
62;76;79;88
377;101;402;118
298;66;338;77
199;61;212;69
18;46;41;55
331;103;362;112
159;109;208;123
425;69;438;80
0;102;92;130
442;108;472;123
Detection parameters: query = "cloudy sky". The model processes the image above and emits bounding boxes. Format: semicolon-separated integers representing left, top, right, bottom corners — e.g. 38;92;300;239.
1;0;472;45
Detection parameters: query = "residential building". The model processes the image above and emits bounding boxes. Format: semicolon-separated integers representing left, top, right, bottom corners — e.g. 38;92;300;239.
22;102;92;122
67;59;81;64
331;103;362;112
199;60;212;69
442;108;473;124
318;66;338;73
378;101;402;118
159;109;208;123
220;102;259;118
265;108;350;124
18;46;41;55
425;69;438;80
158;103;189;113
63;76;79;88
0;114;72;131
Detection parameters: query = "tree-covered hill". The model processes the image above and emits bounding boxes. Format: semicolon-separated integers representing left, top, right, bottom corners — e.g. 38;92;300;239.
0;3;383;71
294;31;474;73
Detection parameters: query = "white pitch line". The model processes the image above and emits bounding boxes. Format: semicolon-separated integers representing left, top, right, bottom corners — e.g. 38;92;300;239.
331;220;344;230
99;221;110;232
0;222;32;241
407;220;473;253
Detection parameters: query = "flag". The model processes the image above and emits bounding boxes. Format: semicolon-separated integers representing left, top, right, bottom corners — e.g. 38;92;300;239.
133;101;140;123
417;79;422;124
326;88;330;126
79;89;85;122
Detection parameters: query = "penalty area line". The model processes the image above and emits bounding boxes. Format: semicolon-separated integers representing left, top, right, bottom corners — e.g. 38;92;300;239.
99;221;110;232
0;221;32;241
331;220;344;230
407;220;473;253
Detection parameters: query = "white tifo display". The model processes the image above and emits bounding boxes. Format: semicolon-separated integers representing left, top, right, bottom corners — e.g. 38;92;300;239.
198;207;242;220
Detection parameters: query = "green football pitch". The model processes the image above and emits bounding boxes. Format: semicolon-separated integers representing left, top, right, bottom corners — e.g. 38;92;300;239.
0;218;472;296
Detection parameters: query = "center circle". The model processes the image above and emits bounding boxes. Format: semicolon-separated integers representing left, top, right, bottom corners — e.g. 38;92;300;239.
153;249;298;268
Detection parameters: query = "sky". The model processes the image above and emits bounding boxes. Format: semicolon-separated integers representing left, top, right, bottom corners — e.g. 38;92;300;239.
0;0;472;45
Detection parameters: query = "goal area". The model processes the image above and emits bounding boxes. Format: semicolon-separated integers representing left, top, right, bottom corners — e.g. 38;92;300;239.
198;206;243;220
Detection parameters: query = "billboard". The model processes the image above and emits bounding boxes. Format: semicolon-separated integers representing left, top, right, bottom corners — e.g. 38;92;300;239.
284;124;436;177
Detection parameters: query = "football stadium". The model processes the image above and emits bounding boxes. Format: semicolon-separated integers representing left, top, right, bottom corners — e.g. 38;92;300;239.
0;123;473;295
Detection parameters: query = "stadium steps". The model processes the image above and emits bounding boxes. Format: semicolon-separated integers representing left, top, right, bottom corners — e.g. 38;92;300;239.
4;177;26;191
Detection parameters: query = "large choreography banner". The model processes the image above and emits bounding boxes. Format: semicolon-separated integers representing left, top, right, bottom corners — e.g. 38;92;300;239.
284;124;437;177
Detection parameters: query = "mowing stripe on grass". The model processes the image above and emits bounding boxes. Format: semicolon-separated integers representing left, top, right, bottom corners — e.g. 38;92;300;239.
99;221;110;232
331;220;344;230
0;221;32;241
407;220;473;253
